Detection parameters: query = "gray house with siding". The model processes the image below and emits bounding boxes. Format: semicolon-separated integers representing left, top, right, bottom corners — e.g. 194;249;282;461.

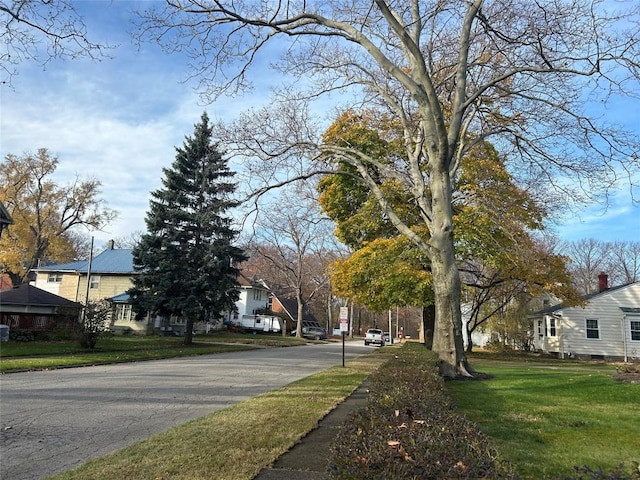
529;275;640;362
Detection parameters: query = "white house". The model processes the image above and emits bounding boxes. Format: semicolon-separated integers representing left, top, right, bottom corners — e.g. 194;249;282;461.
221;272;283;333
529;275;640;361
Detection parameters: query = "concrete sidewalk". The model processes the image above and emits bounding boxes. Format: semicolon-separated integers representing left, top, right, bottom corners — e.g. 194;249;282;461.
253;382;370;480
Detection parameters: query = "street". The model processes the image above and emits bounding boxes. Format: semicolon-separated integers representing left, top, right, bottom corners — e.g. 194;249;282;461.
0;340;373;480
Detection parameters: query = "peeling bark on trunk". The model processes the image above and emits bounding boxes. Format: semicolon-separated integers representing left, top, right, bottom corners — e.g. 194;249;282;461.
429;167;471;378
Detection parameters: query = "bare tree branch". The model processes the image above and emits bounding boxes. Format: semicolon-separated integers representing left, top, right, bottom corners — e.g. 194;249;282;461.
1;0;113;86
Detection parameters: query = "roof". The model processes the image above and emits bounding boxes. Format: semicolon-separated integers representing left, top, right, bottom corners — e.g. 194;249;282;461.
0;284;79;308
110;293;130;302
530;281;640;316
34;248;135;275
271;290;319;324
0;201;12;225
237;271;267;288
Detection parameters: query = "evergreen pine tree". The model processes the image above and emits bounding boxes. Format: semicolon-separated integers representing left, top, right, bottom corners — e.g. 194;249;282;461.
129;112;247;345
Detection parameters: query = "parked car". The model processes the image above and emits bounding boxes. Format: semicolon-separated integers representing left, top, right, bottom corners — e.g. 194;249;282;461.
302;326;328;340
383;331;392;344
364;328;385;347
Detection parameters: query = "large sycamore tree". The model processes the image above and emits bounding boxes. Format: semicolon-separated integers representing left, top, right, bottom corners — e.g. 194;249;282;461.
323;111;578;350
129;113;247;346
136;1;640;377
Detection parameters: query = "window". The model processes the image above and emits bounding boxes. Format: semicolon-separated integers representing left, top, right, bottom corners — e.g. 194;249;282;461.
47;272;63;283
115;304;132;322
548;318;557;337
631;321;640;341
253;289;262;301
537;320;543;338
34;317;47;328
586;319;600;339
89;275;100;289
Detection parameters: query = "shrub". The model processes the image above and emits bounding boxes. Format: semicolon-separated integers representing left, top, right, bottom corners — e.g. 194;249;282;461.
328;344;517;479
75;300;111;349
8;329;35;342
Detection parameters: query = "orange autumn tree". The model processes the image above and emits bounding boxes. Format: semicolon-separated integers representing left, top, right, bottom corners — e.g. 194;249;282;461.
0;149;115;284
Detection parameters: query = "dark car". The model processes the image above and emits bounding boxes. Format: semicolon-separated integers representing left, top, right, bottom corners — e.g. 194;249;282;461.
302;326;328;340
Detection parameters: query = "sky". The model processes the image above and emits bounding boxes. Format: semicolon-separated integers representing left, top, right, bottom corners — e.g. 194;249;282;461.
1;1;638;251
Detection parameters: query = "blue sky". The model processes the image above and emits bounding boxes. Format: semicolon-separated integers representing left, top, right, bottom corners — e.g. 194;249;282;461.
1;1;638;249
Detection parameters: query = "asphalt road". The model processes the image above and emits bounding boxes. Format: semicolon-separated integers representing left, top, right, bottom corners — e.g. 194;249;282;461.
0;340;374;480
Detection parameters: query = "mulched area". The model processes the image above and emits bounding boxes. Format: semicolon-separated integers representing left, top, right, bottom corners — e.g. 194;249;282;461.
612;365;640;383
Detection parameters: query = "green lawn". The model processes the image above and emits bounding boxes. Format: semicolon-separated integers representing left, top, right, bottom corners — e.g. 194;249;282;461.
446;354;640;479
0;332;309;372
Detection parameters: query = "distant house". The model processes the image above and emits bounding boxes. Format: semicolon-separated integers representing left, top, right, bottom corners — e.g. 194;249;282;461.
529;274;640;362
0;284;79;332
31;241;149;334
269;289;322;334
219;272;283;333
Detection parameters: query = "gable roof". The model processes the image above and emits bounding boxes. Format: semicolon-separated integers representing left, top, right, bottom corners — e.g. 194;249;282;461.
237;271;268;289
33;248;135;275
0;201;13;238
0;201;12;225
530;281;640;315
271;290;319;324
0;284;79;308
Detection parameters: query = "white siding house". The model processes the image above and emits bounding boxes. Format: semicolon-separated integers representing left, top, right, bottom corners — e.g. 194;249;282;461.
530;279;640;361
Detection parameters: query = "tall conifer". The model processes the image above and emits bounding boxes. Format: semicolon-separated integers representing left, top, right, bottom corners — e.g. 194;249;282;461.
129;112;247;345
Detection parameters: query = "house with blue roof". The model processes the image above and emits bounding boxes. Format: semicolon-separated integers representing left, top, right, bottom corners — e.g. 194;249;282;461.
30;241;275;336
31;240;149;334
529;273;640;362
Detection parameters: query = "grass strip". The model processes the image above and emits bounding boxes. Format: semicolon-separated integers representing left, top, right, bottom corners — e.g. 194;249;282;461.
0;333;309;372
447;356;640;479
48;350;391;480
0;343;257;372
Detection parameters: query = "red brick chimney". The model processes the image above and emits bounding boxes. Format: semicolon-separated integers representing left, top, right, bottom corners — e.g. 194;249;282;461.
598;272;609;292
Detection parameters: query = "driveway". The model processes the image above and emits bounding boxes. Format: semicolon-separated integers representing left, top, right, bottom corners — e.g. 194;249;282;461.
0;340;374;480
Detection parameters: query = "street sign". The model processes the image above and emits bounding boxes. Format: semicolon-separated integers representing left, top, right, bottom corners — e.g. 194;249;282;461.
339;307;349;332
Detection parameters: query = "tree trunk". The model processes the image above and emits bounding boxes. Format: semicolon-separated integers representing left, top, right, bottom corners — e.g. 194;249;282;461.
428;166;471;378
466;333;474;353
422;304;435;350
184;317;194;345
295;288;304;338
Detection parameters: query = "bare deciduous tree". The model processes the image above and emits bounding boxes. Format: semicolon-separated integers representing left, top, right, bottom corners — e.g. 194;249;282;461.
563;239;640;294
246;186;336;337
1;0;111;86
135;0;640;377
